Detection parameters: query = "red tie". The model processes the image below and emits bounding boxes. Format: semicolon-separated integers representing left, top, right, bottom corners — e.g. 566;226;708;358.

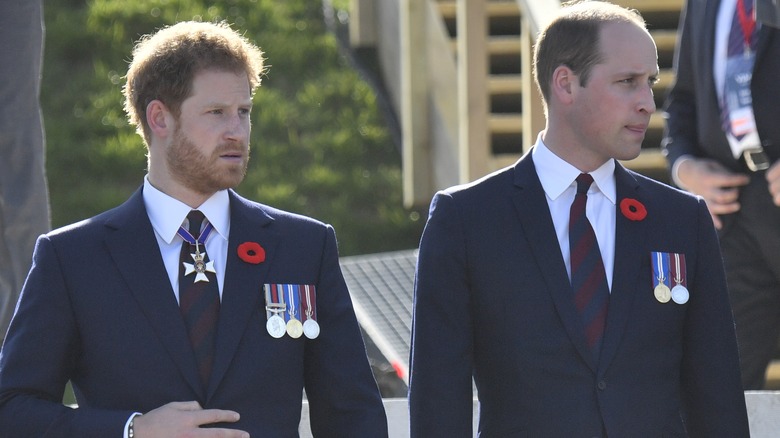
569;174;610;355
179;210;220;387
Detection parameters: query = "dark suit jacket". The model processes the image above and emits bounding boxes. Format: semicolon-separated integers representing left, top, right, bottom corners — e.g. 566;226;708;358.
0;188;387;437
408;154;749;437
664;0;780;239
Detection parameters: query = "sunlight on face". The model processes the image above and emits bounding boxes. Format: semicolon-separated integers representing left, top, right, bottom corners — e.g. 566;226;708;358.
166;70;253;196
570;21;658;168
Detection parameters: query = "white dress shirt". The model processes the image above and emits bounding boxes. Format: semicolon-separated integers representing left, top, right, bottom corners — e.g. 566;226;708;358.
714;0;737;104
531;136;616;291
142;176;231;300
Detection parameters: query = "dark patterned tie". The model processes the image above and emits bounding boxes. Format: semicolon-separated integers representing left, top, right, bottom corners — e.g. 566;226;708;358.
179;210;220;387
569;174;610;355
721;0;757;133
727;0;756;57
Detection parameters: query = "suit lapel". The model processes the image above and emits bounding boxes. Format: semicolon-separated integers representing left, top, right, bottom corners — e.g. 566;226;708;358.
103;188;204;397
598;165;648;372
510;154;598;371
207;191;279;397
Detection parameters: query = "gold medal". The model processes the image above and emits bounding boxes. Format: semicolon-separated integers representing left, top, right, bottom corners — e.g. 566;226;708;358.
286;318;303;338
654;283;671;303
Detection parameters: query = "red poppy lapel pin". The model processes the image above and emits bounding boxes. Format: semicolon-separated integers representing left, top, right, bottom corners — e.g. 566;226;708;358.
238;241;266;264
620;198;647;221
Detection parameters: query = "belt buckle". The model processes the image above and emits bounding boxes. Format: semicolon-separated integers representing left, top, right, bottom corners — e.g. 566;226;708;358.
743;148;770;172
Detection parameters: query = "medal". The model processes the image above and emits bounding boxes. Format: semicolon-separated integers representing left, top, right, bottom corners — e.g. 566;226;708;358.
654;284;671;303
671;285;689;304
651;251;671;304
266;314;286;338
303;319;320;339
178;222;216;283
301;285;320;339
264;284;288;338
284;284;303;339
670;253;689;304
286;318;303;338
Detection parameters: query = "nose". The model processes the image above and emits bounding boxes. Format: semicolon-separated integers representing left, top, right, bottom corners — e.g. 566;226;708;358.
225;112;250;143
637;84;656;114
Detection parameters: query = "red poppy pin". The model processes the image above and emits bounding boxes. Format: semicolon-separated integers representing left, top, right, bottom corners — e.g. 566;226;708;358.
620;198;647;221
238;242;265;264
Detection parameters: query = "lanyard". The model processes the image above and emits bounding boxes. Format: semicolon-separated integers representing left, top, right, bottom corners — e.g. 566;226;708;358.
736;0;756;50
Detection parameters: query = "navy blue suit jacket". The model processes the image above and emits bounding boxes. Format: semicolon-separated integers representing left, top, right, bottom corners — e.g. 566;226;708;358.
409;154;749;437
0;188;387;437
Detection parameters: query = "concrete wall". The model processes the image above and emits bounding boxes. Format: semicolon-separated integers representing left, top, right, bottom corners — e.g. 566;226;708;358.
300;393;780;437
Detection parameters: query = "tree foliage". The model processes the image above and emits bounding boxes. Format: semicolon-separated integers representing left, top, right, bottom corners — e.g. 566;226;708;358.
42;0;425;256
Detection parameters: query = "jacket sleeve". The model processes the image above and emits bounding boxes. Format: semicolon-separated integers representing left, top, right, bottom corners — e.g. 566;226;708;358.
662;0;704;167
0;235;134;437
302;225;388;437
679;199;749;436
409;192;475;438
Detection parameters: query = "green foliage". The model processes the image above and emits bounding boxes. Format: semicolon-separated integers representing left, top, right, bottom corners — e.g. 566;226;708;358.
42;0;425;255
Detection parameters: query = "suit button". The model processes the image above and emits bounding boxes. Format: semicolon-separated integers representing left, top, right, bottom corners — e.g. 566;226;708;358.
597;380;607;390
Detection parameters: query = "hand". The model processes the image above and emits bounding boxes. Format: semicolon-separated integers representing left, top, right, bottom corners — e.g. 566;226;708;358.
765;160;780;206
133;401;248;438
674;157;750;229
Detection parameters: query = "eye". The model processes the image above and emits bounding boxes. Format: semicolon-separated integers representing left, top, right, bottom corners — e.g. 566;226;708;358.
239;107;251;116
209;109;223;115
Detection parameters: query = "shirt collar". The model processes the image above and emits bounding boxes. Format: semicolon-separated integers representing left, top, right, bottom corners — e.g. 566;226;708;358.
532;134;617;204
143;176;231;244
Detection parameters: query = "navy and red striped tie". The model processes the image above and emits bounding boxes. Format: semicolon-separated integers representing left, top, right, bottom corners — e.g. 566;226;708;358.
179;210;220;387
569;174;610;355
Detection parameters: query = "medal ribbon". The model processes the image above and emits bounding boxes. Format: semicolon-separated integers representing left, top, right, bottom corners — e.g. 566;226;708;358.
736;0;756;51
285;284;300;322
264;284;286;319
177;222;214;254
670;253;687;287
651;252;671;289
301;285;317;322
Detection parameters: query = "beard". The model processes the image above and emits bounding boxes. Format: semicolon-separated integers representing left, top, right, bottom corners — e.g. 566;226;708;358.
166;126;249;196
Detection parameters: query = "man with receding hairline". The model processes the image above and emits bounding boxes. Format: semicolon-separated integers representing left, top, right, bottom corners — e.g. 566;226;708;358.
409;2;749;436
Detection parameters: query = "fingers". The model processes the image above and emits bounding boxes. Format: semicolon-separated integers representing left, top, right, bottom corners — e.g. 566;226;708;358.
710;211;723;230
675;157;749;229
135;401;246;438
695;160;749;189
765;161;780;206
191;408;241;426
168;400;203;411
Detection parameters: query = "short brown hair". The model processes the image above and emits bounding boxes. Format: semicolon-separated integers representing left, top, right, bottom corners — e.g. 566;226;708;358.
123;21;266;145
532;1;646;104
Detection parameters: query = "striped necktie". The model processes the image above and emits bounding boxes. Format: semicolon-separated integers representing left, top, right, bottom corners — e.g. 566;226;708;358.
569;174;610;355
179;210;220;387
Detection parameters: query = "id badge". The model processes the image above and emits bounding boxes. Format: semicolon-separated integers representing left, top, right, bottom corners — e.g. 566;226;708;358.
723;53;761;157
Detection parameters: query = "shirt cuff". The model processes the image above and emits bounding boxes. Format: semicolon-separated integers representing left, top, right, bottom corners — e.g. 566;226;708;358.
670;154;694;189
123;412;142;438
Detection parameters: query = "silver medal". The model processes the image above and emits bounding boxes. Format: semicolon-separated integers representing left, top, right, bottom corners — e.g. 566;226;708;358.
303;319;320;339
671;285;689;304
266;314;286;338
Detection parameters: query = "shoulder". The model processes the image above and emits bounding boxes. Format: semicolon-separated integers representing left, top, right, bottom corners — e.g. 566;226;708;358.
621;167;708;223
229;190;331;232
438;164;516;202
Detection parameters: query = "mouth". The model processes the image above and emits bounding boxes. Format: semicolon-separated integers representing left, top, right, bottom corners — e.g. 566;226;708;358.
218;145;247;161
625;123;648;135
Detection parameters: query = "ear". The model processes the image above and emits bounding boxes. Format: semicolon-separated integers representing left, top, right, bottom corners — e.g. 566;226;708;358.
550;65;577;104
146;99;174;138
